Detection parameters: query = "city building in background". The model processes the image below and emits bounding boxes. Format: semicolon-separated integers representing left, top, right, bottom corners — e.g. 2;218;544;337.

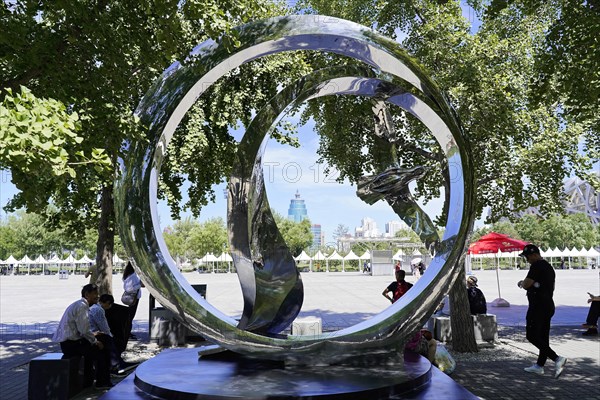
310;224;324;249
355;217;380;238
287;190;308;223
384;220;410;238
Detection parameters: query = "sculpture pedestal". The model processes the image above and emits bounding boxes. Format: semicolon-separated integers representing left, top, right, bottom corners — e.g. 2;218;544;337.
102;346;432;400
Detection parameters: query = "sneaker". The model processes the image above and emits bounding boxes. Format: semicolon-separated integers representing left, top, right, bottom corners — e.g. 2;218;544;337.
554;356;567;379
524;364;544;375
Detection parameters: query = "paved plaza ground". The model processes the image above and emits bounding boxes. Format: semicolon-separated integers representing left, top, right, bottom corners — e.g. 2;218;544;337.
1;268;599;399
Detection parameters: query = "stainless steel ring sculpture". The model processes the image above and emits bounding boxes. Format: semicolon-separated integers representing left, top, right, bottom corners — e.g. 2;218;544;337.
115;15;474;364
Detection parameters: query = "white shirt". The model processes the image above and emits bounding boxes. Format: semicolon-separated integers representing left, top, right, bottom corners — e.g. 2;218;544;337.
52;298;97;344
123;273;142;299
89;303;112;337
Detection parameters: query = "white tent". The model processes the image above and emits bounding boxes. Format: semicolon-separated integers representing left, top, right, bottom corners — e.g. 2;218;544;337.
358;250;370;260
0;255;18;265
295;251;312;261
62;254;77;264
326;250;344;272
342;250;360;272
79;255;94;264
19;255;33;274
311;250;327;272
217;253;233;272
392;249;404;260
113;254;125;265
201;253;219;272
19;255;33;264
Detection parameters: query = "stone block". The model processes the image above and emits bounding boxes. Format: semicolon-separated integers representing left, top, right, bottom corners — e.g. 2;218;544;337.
292;317;322;336
28;353;81;400
430;314;497;343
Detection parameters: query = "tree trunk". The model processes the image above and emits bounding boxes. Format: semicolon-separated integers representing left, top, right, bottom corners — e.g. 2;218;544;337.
95;184;114;295
449;263;478;352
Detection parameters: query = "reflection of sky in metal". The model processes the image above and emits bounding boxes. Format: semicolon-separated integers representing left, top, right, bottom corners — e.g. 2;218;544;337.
116;15;474;363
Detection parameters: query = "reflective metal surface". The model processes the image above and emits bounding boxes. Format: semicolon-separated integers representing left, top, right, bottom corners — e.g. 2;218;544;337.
114;15;474;363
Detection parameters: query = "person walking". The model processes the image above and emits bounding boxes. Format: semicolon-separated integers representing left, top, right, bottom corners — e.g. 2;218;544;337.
517;244;567;378
122;262;143;340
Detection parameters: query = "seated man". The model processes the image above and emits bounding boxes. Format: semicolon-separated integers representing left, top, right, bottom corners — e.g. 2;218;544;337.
52;284;112;389
467;276;487;315
89;294;138;374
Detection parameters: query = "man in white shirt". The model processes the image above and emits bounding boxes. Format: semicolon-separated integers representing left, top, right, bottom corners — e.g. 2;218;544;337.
52;284;112;389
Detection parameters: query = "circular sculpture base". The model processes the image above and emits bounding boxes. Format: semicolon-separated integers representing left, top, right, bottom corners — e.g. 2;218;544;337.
134;347;432;399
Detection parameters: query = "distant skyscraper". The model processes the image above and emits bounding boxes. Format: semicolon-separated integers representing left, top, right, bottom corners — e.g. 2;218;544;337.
287;190;308;223
310;224;323;249
385;220;409;238
355;217;380;238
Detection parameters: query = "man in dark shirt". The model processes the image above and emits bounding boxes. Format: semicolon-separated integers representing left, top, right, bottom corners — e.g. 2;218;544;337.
466;276;487;315
383;270;413;303
518;244;567;379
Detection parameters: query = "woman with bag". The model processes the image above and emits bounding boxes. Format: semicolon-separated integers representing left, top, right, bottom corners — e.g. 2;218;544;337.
122;262;143;340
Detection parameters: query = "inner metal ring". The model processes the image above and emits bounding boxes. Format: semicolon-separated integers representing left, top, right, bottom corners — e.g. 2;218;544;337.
115;15;474;363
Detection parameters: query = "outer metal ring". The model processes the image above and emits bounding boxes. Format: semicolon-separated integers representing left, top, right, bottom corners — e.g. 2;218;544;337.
115;15;474;363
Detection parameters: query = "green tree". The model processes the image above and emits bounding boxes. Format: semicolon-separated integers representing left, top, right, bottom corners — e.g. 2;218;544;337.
0;0;307;294
273;212;313;256
395;228;421;243
296;0;596;352
188;217;228;257
484;0;600;157
163;217;200;260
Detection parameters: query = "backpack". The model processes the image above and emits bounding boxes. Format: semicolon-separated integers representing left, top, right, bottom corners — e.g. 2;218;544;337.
393;281;413;302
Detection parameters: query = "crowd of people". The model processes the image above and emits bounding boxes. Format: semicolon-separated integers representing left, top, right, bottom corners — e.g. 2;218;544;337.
50;244;597;389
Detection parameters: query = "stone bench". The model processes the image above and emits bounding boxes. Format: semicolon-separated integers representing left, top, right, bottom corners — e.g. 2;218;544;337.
28;353;82;400
428;314;497;343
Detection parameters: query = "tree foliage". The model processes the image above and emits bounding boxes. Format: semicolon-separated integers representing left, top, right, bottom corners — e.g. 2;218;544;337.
473;213;599;251
0;0;305;293
273;212;314;256
0;210;121;260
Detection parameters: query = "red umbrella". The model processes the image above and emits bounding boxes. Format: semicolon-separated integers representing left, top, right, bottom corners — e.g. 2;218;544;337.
468;232;529;255
468;232;530;307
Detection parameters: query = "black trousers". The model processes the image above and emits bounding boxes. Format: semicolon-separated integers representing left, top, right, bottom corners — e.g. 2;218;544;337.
96;333;123;370
586;301;600;326
106;303;130;357
526;306;558;367
60;339;110;385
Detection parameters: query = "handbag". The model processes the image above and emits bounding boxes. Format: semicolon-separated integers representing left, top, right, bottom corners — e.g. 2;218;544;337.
121;290;137;306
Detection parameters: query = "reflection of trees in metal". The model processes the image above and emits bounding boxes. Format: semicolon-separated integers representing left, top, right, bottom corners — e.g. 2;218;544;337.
115;15;474;363
357;166;440;251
